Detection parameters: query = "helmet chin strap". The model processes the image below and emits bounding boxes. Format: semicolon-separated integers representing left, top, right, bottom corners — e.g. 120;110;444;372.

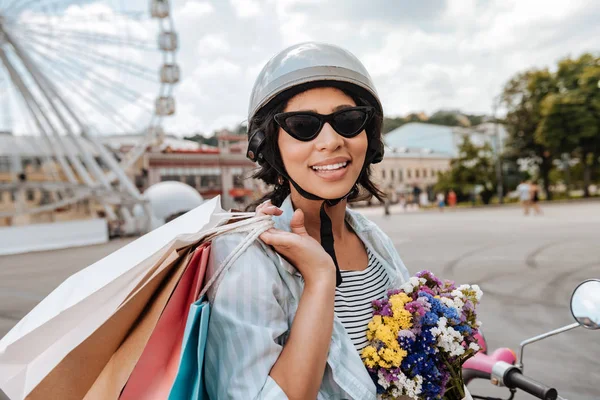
263;150;373;287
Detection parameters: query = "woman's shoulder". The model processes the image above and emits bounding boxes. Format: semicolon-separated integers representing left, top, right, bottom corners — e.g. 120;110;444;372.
207;232;286;301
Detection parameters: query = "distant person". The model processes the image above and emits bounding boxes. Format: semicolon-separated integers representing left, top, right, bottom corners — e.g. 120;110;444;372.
530;181;543;215
419;191;429;207
412;185;422;208
517;179;531;215
436;192;446;212
448;189;457;208
384;184;394;216
399;193;407;211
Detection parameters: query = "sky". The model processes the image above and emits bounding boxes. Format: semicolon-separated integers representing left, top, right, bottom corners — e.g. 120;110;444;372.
1;0;599;137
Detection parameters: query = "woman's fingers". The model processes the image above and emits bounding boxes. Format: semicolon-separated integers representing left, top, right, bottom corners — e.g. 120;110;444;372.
256;200;283;217
259;228;294;248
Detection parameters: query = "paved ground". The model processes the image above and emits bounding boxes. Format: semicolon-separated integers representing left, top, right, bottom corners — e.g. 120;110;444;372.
1;201;599;399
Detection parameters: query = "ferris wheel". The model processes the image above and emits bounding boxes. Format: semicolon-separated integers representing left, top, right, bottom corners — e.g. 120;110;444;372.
0;0;179;230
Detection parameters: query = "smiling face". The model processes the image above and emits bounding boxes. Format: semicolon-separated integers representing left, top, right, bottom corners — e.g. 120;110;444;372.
277;86;368;200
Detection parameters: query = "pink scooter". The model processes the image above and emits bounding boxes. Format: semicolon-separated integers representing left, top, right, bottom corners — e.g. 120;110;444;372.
462;279;600;400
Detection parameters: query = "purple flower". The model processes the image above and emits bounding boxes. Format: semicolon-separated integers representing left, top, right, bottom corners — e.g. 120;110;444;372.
416;270;444;288
418;286;436;297
405;298;431;316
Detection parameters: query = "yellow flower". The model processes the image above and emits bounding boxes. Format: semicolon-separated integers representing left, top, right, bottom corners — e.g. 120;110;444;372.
395;309;413;331
374;324;396;346
379;347;407;367
361;345;381;368
366;315;383;341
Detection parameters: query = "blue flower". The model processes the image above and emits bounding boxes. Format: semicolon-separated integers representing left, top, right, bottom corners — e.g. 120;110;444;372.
442;306;461;324
454;324;473;335
422;312;439;326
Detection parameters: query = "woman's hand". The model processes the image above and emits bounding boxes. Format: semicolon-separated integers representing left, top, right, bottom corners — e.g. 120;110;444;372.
256;200;336;286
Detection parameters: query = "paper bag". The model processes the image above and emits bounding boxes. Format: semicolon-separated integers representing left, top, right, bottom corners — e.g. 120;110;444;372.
25;248;192;400
0;198;225;400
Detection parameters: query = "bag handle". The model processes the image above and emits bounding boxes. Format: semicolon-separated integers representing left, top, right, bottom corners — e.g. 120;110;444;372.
198;216;274;299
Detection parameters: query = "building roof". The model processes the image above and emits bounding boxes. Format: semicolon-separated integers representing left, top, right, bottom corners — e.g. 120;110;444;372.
384;122;508;157
0;132;218;158
383;146;452;159
384;123;456;155
0;132;99;158
98;134;213;153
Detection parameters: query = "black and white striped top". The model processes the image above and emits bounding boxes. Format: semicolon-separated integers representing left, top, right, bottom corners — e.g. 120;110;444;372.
334;247;390;353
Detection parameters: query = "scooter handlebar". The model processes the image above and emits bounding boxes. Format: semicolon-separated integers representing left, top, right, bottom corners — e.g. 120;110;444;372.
504;368;558;400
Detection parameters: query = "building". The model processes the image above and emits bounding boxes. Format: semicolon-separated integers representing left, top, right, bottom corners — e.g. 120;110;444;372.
125;131;263;211
1;124;471;225
371;147;452;203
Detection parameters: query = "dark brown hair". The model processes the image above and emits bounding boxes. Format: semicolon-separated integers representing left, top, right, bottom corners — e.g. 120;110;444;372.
245;86;386;211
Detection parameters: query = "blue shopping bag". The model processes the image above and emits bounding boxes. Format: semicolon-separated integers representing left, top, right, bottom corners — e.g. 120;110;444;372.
168;297;211;400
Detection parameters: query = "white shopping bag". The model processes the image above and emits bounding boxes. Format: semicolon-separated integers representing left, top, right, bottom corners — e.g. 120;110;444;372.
0;197;230;400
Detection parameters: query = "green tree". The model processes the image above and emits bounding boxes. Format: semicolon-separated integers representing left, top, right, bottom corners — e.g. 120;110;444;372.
501;69;556;199
184;133;218;146
427;112;463;127
435;136;497;204
382;116;407;134
537;54;600;196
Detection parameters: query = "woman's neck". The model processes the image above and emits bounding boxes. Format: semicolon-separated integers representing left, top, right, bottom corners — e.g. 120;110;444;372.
289;190;349;242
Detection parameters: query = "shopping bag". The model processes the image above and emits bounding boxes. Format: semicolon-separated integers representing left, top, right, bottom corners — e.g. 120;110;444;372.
0;202;273;400
0;197;225;400
167;298;210;400
81;248;195;400
167;214;276;400
118;244;211;400
25;248;193;400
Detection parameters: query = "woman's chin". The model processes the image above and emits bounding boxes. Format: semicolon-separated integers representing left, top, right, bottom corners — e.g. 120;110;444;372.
307;180;356;200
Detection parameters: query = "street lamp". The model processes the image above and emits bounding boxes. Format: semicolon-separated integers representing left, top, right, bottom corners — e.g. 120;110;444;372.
492;95;504;203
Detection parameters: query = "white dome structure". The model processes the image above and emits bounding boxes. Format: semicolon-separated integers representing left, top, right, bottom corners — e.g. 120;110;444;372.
144;181;204;229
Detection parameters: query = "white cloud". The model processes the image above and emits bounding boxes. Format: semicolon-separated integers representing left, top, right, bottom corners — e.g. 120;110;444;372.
196;34;231;55
192;58;242;78
229;0;262;18
176;0;214;19
6;0;600;137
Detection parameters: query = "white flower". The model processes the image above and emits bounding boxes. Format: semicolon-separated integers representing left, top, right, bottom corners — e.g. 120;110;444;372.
469;342;481;352
440;297;455;308
472;284;483;301
432;320;465;356
388;372;423;400
400;276;421;294
438;317;448;328
441;296;464;312
377;371;391;389
451;289;465;299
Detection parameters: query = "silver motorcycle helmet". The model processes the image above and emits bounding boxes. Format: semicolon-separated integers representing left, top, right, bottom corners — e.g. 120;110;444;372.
246;42;385;287
247;42;384;167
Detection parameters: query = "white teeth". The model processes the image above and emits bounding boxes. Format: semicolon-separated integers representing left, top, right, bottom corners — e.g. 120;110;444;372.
311;162;348;171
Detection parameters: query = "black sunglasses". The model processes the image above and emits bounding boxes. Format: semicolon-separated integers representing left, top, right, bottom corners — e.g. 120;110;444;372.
274;106;375;142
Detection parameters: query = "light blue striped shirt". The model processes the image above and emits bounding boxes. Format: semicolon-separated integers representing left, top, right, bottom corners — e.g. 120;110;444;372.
204;195;411;399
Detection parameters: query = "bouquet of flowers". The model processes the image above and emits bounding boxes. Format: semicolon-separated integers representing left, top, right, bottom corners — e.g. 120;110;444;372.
361;271;483;400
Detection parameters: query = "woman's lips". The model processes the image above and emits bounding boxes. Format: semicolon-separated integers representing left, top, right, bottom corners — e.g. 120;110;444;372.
310;163;350;182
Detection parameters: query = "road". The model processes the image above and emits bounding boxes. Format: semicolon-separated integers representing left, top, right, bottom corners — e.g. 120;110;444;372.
1;201;599;399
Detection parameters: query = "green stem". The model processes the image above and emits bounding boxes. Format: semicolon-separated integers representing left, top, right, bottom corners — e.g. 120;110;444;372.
442;356;465;399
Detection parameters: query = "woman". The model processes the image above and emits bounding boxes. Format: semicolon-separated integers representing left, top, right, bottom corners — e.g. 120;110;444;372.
204;42;411;399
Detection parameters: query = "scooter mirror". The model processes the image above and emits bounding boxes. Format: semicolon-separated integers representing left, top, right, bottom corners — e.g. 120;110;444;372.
570;279;600;330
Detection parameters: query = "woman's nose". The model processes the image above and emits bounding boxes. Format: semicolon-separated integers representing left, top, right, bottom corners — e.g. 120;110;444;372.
315;122;343;151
